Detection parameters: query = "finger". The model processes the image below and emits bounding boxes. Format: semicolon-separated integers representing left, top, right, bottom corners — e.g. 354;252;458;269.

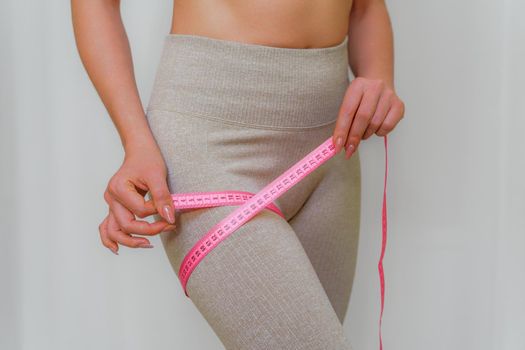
99;214;119;255
344;82;383;158
363;89;393;140
107;210;153;248
109;196;176;236
146;171;176;225
106;176;157;218
332;78;365;154
376;99;405;136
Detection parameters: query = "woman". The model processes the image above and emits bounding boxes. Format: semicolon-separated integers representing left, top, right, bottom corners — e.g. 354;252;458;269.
71;0;404;348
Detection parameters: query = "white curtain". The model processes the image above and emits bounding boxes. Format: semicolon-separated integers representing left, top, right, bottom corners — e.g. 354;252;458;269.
1;1;523;349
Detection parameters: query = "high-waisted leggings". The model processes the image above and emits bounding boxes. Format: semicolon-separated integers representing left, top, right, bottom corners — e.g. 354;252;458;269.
146;33;361;350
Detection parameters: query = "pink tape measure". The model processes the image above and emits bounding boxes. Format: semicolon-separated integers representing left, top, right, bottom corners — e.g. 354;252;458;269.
171;135;389;349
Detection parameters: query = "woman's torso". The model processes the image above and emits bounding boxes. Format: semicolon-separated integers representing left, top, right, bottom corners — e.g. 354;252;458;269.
170;0;353;49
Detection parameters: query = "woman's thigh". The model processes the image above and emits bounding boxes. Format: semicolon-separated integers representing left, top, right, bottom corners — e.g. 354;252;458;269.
288;150;361;324
161;205;353;350
148;110;354;349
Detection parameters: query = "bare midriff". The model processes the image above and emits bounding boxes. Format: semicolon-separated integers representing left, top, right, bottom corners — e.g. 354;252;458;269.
170;0;353;49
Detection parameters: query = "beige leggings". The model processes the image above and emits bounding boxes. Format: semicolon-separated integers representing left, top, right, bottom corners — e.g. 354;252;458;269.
146;33;360;350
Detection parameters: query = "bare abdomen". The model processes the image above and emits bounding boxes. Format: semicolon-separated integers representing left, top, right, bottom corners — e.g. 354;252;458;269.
170;0;353;49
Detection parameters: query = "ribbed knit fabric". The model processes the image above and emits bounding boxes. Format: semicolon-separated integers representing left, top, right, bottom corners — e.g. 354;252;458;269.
146;33;361;350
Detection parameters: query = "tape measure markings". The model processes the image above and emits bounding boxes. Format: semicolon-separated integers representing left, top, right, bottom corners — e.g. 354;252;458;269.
172;190;284;217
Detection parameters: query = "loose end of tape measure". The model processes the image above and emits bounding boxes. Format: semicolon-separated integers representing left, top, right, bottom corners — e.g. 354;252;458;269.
378;135;388;350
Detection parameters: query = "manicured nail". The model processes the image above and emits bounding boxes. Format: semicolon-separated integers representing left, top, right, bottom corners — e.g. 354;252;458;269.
336;136;343;151
345;144;355;159
138;243;154;249
110;248;119;255
161;225;177;234
163;205;175;224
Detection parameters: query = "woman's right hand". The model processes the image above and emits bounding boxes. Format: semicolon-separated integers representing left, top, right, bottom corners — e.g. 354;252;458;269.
71;0;177;254
99;140;176;255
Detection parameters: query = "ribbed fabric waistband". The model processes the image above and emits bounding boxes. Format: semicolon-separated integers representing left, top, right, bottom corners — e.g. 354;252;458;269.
147;34;350;130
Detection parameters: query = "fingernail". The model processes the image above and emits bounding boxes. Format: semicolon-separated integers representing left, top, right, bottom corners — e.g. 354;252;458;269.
345;144;355;159
138;243;154;249
336;137;343;151
110;248;119;255
161;225;177;234
163;205;175;224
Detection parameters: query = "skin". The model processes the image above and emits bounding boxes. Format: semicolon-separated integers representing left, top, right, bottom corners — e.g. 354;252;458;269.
71;0;405;255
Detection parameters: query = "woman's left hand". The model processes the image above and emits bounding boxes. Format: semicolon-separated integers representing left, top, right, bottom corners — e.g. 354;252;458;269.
332;76;405;158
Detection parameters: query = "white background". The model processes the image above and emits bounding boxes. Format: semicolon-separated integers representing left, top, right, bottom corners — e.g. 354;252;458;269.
1;1;524;349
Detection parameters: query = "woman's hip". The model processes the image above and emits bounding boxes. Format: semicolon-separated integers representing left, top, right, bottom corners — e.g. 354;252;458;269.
146;33;350;130
145;33;355;217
